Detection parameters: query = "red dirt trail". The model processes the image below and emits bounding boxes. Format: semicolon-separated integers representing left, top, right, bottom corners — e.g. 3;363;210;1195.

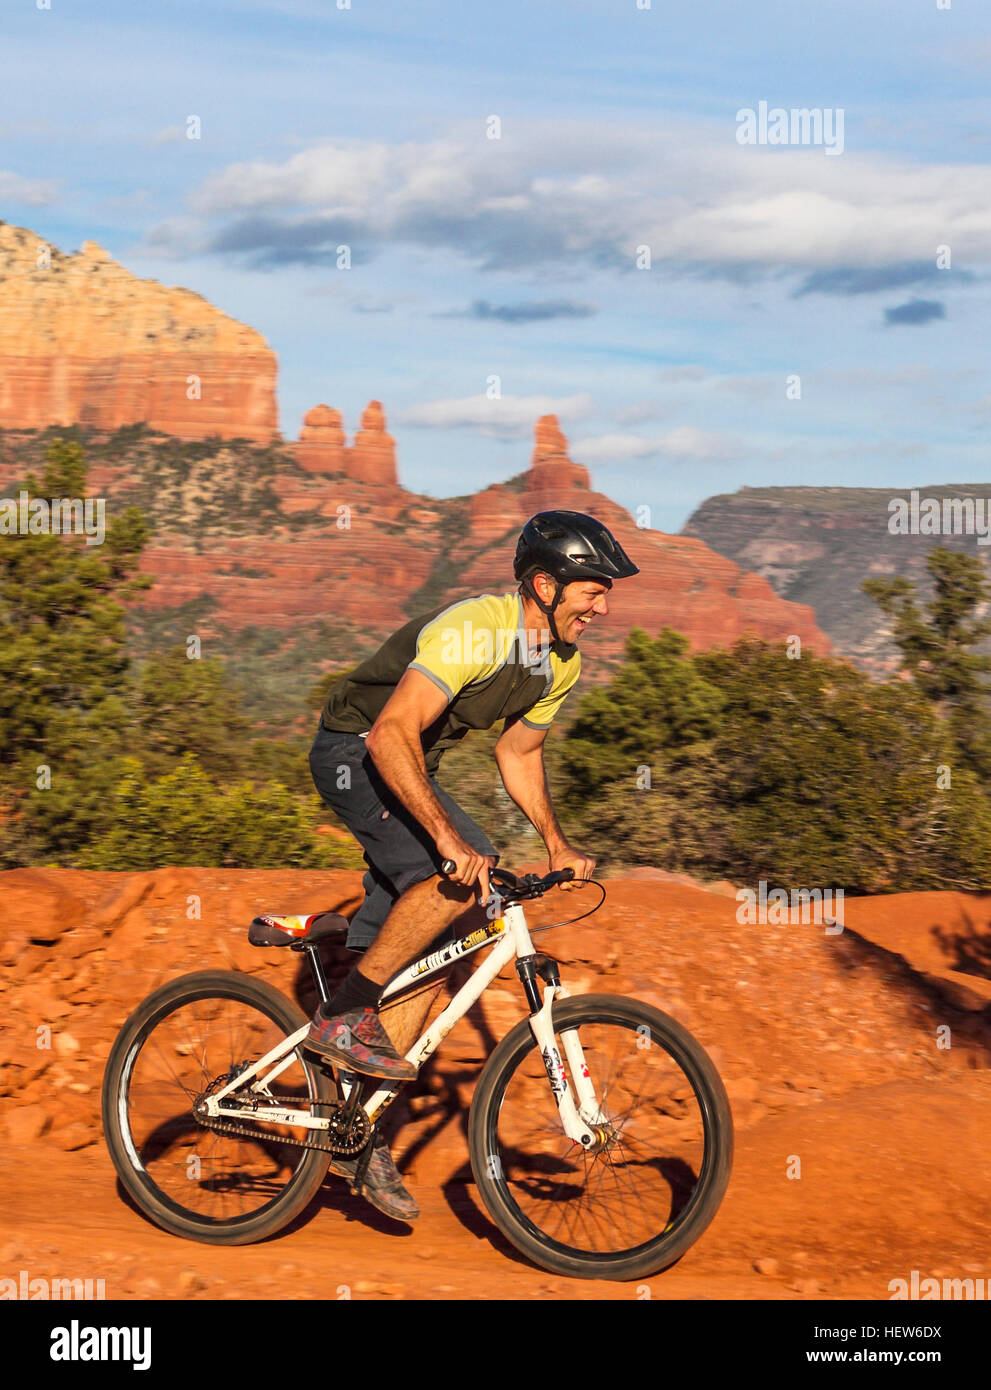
2;867;989;1301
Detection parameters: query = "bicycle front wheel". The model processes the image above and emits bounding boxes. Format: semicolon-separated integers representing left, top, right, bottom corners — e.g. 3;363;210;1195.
102;971;335;1246
468;994;733;1281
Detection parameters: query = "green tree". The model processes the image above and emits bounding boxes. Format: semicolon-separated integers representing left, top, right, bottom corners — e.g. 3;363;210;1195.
0;439;150;761
0;436;344;870
248;734;318;798
556;627;724;816
436;725;542;865
131;646;252;781
558;632;991;892
579;741;728;879
80;754;345;869
0;438;152;862
696;639;991;891
306;665;356;714
864;547;991;778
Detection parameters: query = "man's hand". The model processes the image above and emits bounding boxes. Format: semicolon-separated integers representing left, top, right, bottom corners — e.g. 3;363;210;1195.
549;844;595;891
436;829;495;903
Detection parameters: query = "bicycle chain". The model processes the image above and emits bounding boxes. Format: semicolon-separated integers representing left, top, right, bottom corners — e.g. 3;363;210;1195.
193;1078;372;1157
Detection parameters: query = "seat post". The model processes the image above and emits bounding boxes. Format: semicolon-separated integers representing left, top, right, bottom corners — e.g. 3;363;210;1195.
292;940;332;1007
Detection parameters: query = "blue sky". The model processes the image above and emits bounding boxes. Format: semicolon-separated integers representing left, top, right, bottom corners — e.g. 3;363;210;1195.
3;0;990;531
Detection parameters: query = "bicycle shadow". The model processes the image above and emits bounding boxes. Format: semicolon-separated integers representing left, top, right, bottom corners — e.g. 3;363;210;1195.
435;1148;701;1276
930;907;991;982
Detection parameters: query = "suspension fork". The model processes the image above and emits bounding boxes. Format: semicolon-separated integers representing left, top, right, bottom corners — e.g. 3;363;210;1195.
517;955;604;1145
554;988;609;1124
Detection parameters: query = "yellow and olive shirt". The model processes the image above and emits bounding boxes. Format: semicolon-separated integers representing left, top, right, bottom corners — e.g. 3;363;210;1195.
321;591;581;775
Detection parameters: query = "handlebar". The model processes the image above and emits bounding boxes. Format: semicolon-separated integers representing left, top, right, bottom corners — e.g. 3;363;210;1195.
439;860;575;901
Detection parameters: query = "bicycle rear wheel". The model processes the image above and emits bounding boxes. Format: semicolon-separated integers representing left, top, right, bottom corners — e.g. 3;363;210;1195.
102;971;335;1245
468;994;732;1281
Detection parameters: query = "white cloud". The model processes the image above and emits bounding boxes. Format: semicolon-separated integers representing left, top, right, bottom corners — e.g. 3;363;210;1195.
573;433;664;462
817;365;966;389
152;126;185;146
394;392;595;437
614;402;664;425
714;375;777;398
143;215;213;258
150;117;991;275
574;426;743;464
656;364;712;383
0;170;58;206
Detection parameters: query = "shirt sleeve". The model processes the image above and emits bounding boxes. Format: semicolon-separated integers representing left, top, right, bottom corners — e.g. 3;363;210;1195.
407;606;488;702
520;654;581;729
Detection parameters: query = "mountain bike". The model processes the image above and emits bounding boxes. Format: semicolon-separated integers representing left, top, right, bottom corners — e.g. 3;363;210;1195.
102;865;733;1281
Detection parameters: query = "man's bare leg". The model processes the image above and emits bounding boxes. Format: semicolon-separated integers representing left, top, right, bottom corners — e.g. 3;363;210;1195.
315;869;491;1087
377;980;446;1055
318;874;492;1221
359;874;477;986
359;870;491;1051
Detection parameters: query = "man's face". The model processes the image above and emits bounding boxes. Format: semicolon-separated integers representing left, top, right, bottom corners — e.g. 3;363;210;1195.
532;575;611;642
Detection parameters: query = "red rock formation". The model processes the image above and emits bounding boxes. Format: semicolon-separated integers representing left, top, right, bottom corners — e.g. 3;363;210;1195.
290;399;398;485
465;418;593;537
0;222;279;441
294;405;345;474
467;484;525;540
526;413;591;499
0;225;836;659
454;417;831;659
532;414;567;463
348;400;397;486
460;495;830;660
0;395;831;660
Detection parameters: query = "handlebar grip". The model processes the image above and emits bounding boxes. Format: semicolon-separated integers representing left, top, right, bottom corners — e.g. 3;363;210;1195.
440;859;457;876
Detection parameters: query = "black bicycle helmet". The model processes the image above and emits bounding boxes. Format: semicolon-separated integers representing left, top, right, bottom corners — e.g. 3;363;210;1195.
514;510;639;643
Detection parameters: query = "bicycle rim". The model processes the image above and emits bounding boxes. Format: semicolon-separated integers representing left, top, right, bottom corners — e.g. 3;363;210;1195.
477;999;728;1273
112;984;327;1231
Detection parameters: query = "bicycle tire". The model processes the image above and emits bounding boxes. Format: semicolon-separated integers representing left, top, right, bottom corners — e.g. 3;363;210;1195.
102;970;335;1246
468;994;733;1281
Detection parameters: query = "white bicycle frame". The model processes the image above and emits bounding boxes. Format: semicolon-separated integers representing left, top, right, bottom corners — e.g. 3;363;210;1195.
202;901;607;1149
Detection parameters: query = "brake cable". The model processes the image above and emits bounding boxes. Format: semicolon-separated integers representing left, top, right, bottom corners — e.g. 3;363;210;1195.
489;874;607;935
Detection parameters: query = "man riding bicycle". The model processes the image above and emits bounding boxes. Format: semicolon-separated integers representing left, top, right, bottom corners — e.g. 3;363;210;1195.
305;509;639;1220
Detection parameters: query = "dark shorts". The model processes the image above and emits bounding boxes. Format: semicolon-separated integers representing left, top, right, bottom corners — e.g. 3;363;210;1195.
309;722;499;952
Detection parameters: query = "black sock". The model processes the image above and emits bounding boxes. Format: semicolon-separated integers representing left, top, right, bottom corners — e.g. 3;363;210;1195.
322;966;382;1018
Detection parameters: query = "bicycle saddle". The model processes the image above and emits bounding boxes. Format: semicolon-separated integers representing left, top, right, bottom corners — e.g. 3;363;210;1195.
248;912;350;947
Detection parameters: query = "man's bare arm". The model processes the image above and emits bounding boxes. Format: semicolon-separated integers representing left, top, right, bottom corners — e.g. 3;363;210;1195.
494;717;594;885
365;669;493;897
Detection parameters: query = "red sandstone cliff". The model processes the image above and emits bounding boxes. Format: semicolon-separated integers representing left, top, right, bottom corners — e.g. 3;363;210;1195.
294;405;345;473
0;221;278;441
350;401;397;486
528;412;592;495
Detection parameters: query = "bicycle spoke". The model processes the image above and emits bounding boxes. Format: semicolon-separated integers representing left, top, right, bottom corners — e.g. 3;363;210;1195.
122;994;315;1224
490;1016;710;1258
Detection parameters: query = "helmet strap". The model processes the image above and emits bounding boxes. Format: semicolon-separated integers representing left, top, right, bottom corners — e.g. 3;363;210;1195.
522;573;566;646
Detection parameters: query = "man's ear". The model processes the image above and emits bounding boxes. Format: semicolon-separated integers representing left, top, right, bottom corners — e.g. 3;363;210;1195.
530;571;556;603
